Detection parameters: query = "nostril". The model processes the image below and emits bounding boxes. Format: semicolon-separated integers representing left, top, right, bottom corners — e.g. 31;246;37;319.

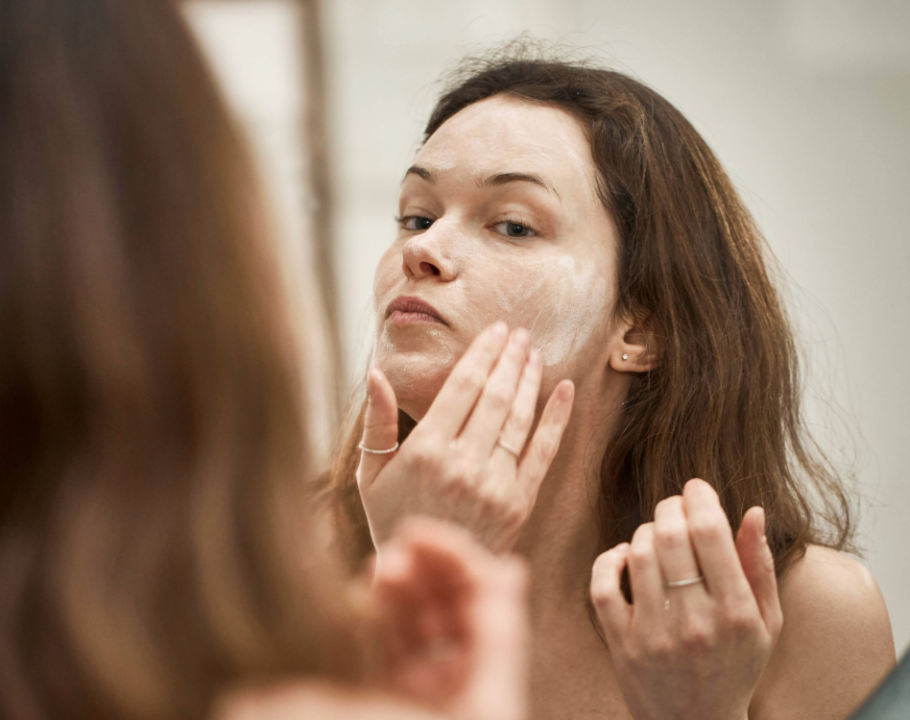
420;261;441;276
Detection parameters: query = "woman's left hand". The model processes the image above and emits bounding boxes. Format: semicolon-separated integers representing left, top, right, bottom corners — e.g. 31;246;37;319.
590;478;783;720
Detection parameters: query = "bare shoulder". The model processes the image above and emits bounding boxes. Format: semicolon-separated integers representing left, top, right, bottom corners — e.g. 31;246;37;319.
750;544;896;720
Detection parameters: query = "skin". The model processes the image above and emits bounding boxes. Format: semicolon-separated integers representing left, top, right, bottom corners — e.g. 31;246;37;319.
364;94;896;720
216;518;531;720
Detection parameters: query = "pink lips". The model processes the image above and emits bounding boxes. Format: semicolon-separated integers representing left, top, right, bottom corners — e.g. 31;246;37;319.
386;296;447;325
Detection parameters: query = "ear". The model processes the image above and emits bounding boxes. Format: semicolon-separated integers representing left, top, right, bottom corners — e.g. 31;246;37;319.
608;314;660;374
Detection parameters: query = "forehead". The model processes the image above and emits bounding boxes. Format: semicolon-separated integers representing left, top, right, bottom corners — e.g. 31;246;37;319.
415;95;599;195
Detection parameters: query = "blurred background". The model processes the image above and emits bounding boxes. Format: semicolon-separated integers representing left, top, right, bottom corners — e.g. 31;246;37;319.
183;0;910;654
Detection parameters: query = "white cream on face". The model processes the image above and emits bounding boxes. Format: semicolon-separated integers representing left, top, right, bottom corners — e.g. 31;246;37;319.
371;95;621;416
495;254;610;368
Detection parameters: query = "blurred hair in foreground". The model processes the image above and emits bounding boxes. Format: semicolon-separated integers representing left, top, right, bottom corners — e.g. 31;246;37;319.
0;0;356;718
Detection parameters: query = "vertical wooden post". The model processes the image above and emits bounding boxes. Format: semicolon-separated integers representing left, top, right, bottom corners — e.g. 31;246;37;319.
298;0;343;416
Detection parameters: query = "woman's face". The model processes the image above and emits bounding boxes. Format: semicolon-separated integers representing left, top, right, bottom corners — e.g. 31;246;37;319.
372;95;622;419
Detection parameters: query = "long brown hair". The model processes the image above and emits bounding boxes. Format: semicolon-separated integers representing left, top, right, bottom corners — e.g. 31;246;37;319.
330;44;856;575
0;1;355;718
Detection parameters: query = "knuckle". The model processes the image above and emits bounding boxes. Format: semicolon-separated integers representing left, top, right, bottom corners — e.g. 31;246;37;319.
628;545;652;566
654;495;683;516
689;517;724;542
623;641;645;666
644;634;674;659
407;444;440;472
502;500;527;528
535;437;558;462
727;612;759;638
452;369;485;394
511;409;534;432
654;522;689;551
476;484;503;512
680;621;715;652
484;385;512;411
591;581;617;606
440;475;472;505
449;461;479;489
523;466;542;487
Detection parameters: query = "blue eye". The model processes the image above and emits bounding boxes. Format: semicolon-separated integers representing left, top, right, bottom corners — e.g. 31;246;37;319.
398;216;434;231
493;221;536;238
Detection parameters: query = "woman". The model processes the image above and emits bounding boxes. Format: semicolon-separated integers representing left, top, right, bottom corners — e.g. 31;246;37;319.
0;2;531;719
331;50;897;719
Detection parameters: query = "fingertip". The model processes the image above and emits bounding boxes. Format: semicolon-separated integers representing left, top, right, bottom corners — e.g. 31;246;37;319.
748;505;766;535
366;368;388;400
490;321;509;340
376;543;410;582
366;368;379;400
557;379;575;403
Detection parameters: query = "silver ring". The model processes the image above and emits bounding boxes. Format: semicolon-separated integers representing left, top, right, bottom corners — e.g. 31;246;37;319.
358;440;399;455
664;575;705;588
496;438;522;459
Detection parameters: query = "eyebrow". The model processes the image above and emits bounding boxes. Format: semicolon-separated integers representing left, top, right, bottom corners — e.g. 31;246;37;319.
403;164;560;200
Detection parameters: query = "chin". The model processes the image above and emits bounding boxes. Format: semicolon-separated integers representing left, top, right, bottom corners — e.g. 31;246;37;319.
375;348;455;421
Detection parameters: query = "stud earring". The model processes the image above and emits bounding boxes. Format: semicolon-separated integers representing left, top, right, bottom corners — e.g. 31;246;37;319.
622;354;629;361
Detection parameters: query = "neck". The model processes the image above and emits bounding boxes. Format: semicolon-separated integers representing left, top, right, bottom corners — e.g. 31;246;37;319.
514;372;626;625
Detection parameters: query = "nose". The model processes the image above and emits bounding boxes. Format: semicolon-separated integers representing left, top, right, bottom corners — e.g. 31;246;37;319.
401;225;457;281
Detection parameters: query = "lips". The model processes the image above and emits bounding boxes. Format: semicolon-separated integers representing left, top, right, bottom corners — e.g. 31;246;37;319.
385;295;447;325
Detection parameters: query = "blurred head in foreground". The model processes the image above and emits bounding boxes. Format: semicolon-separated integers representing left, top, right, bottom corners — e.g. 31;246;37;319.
0;0;356;717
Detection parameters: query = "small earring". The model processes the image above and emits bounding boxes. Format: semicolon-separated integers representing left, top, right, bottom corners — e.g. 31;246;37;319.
622;354;629;361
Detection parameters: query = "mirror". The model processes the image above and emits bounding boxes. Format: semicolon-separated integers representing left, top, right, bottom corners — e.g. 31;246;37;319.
187;0;910;715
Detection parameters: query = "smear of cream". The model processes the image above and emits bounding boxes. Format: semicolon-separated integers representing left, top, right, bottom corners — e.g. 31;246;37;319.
494;253;609;368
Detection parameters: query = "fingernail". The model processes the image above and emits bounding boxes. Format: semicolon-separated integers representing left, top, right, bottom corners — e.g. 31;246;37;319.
528;349;541;368
558;381;575;402
513;328;530;348
491;321;508;339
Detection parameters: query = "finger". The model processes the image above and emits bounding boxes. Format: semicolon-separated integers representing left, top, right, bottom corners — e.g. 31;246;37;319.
420;322;510;438
393;516;484;629
459;328;531;455
515;380;574;503
357;369;400;491
404;531;478;644
591;543;633;642
736;506;783;636
493;348;542;465
653;496;705;607
372;542;427;654
391;517;529;717
371;539;463;702
627;522;665;620
682;479;754;602
465;557;530;720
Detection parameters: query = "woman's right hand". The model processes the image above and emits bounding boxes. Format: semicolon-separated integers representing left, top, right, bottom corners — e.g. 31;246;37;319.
356;322;575;554
366;517;530;720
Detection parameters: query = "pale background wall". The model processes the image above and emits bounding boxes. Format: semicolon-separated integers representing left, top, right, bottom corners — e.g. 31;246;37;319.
189;0;910;654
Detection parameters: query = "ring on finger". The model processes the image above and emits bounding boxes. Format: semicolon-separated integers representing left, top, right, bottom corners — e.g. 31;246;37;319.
496;438;522;459
358;440;400;455
664;574;705;588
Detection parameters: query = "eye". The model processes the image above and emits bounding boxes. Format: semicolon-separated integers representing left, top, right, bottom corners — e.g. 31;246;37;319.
493;220;536;238
397;215;434;231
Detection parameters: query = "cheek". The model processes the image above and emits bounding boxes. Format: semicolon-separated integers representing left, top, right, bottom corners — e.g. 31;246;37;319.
373;250;400;307
498;256;611;369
